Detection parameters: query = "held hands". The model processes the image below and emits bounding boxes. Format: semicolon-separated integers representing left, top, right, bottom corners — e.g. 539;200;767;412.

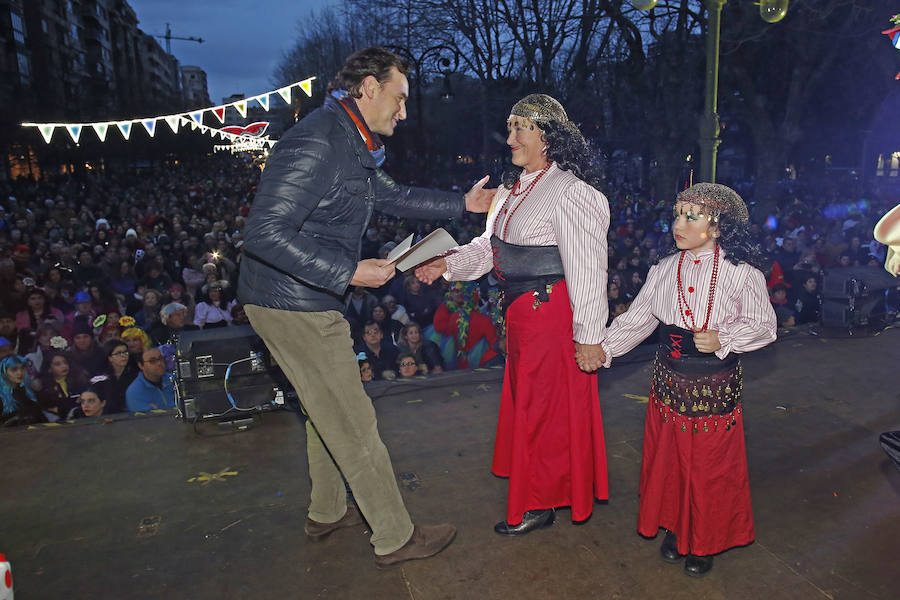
693;329;721;353
350;258;396;288
414;256;448;285
574;342;606;373
464;176;496;213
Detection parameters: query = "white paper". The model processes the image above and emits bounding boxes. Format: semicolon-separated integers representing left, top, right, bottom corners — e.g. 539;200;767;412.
385;228;459;272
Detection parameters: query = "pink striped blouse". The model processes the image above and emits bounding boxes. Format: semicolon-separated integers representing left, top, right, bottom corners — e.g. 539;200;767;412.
601;248;777;366
443;162;610;344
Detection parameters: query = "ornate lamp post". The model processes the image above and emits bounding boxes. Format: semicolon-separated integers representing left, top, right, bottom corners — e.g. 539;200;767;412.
633;1;789;182
385;45;460;140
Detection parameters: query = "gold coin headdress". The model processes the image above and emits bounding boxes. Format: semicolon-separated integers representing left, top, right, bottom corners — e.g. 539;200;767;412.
675;183;750;224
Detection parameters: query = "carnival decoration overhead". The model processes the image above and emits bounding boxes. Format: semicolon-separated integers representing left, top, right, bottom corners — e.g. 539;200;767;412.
221;122;270;137
21;77;314;144
882;14;900;79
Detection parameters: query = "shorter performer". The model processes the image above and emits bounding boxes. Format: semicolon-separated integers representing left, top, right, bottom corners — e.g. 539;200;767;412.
602;183;776;577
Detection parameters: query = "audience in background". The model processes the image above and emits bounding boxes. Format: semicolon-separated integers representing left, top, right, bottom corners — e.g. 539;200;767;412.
0;154;896;418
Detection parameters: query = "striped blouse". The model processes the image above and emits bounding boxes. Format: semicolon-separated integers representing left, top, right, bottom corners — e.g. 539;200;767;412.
602;248;777;366
443;162;610;344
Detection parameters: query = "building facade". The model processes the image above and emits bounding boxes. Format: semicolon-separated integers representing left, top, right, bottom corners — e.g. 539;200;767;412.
0;0;197;179
181;65;210;108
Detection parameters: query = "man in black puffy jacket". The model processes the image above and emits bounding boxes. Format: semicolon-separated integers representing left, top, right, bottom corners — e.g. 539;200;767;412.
238;47;493;569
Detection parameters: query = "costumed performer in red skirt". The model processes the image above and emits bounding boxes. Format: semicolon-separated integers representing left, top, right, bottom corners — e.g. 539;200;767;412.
602;183;776;577
416;94;610;535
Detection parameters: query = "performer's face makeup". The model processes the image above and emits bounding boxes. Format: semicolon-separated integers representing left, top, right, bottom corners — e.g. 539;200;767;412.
672;201;718;253
506;116;549;173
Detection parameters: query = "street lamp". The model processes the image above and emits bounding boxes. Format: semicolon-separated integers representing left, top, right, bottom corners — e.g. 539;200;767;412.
385;45;459;136
632;0;789;182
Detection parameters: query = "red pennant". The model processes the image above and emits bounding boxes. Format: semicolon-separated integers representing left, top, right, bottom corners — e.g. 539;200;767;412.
212;107;225;123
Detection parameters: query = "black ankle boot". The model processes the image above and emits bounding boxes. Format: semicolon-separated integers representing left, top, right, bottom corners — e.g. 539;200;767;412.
660;531;684;563
493;509;555;536
684;554;714;577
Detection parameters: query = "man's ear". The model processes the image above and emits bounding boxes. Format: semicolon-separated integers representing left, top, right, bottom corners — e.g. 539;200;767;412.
360;75;379;100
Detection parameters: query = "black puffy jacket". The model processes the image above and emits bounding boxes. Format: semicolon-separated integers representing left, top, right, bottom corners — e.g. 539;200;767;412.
238;96;464;312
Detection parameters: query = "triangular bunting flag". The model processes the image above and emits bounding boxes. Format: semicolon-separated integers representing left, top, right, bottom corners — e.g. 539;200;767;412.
141;119;157;137
277;86;292;104
200;125;208;134
254;94;270;111
165;115;180;133
190;120;199;131
299;78;314;97
116;121;132;140
92;123;109;142
66;125;82;143
212;107;225;123
234;100;247;118
38;124;55;144
190;111;204;125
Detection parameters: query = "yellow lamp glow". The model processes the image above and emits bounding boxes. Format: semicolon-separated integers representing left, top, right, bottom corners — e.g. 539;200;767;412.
759;0;789;23
631;0;658;9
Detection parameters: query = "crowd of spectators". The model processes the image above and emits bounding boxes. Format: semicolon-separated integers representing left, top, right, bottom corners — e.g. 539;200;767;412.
0;152;896;426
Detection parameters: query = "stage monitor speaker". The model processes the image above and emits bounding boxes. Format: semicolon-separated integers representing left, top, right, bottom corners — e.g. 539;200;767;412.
821;295;886;329
821;266;898;299
174;325;295;422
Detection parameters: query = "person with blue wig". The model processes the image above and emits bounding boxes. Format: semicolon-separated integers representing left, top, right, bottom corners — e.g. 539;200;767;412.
0;355;46;426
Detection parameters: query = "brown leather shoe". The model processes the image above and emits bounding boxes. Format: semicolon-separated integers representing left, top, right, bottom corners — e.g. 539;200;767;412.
374;524;457;569
304;505;364;542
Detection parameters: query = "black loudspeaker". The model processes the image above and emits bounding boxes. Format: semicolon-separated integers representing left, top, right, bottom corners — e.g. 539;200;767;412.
821;266;898;299
175;325;294;422
820;267;897;329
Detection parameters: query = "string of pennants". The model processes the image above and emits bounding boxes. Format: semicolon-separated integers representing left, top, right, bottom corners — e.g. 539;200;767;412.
21;76;315;144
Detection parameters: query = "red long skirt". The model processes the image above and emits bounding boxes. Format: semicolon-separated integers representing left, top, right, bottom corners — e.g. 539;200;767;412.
638;388;755;556
491;280;609;525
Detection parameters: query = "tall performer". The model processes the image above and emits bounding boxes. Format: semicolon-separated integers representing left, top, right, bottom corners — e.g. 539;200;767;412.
416;94;610;535
238;47;494;568
602;183;776;577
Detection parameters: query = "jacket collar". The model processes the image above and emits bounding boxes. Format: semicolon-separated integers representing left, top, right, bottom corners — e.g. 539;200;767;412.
325;95;379;170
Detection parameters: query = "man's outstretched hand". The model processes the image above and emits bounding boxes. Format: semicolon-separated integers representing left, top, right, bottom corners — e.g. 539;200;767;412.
464;176;496;213
350;258;395;288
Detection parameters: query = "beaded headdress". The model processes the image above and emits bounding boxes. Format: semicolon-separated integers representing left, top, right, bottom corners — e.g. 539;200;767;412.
675;183;749;224
509;94;569;125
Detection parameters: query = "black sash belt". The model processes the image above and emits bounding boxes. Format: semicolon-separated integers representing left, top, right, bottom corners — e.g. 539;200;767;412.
657;324;738;374
490;235;565;311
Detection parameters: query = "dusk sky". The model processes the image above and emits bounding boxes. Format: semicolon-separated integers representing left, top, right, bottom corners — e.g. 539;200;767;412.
127;0;335;105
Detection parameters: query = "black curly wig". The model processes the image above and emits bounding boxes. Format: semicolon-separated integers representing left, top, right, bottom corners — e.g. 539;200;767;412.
501;120;603;192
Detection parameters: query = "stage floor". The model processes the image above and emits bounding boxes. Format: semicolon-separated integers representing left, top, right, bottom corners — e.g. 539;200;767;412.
2;326;899;599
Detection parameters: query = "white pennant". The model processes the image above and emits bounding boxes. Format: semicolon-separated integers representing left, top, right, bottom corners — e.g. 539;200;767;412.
165;116;180;133
277;86;292;104
38;124;56;143
141;119;157;137
66;125;82;143
116;121;132;140
92;123;109;142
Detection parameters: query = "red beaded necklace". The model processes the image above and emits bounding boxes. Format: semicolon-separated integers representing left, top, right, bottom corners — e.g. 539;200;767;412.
676;243;720;332
500;161;553;240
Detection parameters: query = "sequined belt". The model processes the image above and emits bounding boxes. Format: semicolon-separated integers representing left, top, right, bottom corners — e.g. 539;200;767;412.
651;351;742;416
